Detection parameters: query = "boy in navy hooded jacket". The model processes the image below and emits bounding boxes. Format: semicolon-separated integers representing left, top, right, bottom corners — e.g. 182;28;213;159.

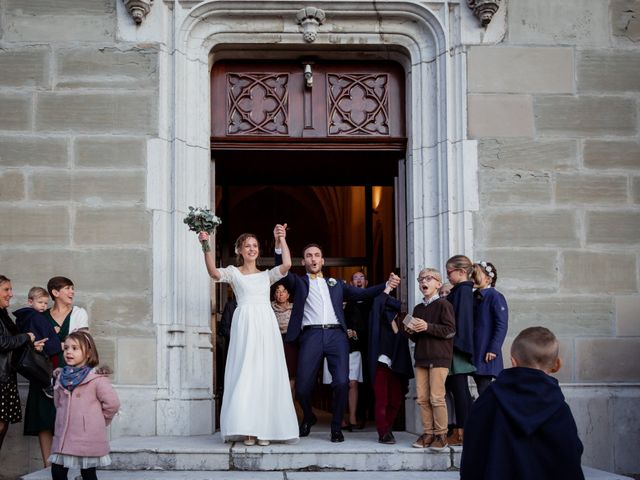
460;326;584;480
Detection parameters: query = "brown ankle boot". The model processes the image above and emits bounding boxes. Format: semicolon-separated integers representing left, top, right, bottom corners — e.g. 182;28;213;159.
446;427;463;446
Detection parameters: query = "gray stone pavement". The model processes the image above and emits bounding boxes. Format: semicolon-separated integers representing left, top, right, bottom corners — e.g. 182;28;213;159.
21;467;633;479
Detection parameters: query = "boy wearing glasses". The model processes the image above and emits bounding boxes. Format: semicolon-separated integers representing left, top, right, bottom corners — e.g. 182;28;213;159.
405;268;456;450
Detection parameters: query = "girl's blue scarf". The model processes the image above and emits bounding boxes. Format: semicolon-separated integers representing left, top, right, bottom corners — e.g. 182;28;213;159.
60;365;92;391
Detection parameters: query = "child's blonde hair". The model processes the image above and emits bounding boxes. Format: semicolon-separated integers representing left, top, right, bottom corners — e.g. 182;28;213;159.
471;261;498;288
446;255;473;277
28;286;49;300
511;326;559;371
418;267;442;283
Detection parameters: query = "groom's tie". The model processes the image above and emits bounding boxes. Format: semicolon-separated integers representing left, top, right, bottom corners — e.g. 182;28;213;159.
309;272;324;280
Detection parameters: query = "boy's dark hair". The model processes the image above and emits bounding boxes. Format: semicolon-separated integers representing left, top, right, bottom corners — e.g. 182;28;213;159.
511;326;559;371
66;330;100;368
28;286;49;300
302;243;323;257
47;276;74;298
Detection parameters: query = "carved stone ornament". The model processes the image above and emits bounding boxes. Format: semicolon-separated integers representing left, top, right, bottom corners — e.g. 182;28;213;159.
123;0;153;24
467;0;501;27
296;7;326;43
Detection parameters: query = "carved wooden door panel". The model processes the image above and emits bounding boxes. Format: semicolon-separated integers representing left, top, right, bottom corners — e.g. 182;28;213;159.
211;61;406;150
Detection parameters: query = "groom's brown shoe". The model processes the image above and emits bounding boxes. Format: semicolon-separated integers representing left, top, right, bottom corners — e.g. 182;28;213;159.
299;416;317;437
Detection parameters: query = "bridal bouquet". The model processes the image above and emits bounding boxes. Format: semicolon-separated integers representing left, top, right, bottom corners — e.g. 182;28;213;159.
183;206;222;252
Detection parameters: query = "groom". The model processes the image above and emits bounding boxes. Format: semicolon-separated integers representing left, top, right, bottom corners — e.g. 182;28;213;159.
277;241;400;442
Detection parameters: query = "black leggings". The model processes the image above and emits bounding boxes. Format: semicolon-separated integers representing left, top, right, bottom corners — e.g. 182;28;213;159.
51;464;97;480
473;374;494;397
445;373;472;429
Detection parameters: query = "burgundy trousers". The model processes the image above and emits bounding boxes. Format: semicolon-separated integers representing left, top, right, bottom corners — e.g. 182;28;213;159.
373;364;404;436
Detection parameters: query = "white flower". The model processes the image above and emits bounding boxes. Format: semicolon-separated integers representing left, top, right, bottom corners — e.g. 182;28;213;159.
327;278;337;287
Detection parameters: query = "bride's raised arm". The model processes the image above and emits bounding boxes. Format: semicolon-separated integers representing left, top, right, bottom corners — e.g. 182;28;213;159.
198;231;222;280
274;223;292;276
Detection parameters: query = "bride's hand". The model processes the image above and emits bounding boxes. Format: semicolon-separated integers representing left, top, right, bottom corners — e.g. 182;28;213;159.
198;231;209;242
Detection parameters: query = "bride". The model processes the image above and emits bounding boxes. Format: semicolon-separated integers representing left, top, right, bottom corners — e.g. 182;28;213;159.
198;224;298;445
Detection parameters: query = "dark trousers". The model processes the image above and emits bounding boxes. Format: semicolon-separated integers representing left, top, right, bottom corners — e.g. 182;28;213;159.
445;373;472;428
51;464;97;480
296;328;349;431
473;374;494;397
373;364;404;436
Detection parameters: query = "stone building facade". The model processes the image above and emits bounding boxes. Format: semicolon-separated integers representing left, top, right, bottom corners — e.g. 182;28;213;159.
0;0;638;477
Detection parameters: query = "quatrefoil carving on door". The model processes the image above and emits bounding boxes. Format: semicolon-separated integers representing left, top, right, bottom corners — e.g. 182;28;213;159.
227;73;289;135
328;74;389;136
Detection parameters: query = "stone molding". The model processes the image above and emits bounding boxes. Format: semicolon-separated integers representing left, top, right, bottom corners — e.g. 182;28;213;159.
143;0;479;436
296;6;326;43
468;0;502;26
123;0;153;24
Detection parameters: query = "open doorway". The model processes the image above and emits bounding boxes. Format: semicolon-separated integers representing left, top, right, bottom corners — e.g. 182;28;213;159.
211;150;401;429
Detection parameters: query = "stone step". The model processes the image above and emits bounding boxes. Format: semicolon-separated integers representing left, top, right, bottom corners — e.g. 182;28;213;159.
18;432;636;479
107;432;457;471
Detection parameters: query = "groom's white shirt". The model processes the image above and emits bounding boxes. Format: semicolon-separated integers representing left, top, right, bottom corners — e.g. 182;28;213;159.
302;275;340;327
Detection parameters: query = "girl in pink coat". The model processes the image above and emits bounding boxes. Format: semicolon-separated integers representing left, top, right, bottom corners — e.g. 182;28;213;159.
49;331;120;480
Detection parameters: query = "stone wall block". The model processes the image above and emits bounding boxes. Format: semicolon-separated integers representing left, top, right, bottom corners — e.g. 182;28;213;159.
565;394;612;470
468;47;574;94
615;295;640;336
478;139;577;171
0;94;31;130
0;249;150;295
480;211;578;247
30;171;145;204
561;251;638;293
468;95;535;138
74;207;150;245
584;140;640;170
90;296;153;337
508;297;613;335
93;337;115;376
633;177;640;203
613;395;640;474
474;248;558;292
587;211;640;244
556;174;628;204
56;48;157;88
0;49;48;87
479;170;552;206
4;0;115;42
0;137;68;167
578;50;640;92
0;207;69;244
75;137;146;168
611;0;640;42
0;171;25;201
577;338;640;381
535;96;636;136
508;0;609;45
117;337;156;385
36;93;156;134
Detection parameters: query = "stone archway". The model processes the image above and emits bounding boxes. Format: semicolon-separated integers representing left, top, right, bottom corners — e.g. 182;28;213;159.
150;0;479;435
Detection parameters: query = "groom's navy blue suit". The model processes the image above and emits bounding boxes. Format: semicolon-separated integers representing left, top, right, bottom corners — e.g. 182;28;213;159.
278;266;386;433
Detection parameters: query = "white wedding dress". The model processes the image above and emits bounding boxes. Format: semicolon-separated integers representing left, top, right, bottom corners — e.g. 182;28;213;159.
217;265;299;442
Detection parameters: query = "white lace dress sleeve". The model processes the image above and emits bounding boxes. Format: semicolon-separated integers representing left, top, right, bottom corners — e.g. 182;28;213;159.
216;266;235;286
268;265;287;284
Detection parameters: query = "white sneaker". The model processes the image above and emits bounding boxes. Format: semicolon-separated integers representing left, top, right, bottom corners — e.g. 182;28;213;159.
257;439;270;446
243;436;256;446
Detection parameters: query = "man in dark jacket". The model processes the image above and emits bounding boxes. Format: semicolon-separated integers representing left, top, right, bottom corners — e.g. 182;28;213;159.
460;326;585;480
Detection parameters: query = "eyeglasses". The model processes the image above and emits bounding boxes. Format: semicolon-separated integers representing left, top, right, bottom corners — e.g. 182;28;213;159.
417;275;440;283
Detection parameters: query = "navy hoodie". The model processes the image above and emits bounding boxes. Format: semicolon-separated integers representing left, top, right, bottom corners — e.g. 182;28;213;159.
13;307;62;358
461;367;585;480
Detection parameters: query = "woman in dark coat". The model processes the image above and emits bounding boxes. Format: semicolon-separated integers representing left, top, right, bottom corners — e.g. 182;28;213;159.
0;275;45;451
